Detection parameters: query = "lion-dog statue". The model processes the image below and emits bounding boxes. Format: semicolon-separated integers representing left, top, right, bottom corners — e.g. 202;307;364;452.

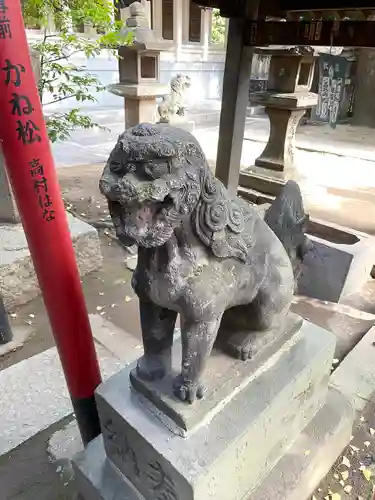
99;123;309;404
157;74;192;123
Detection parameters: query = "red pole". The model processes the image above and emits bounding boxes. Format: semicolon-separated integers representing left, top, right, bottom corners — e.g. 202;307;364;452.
0;0;102;444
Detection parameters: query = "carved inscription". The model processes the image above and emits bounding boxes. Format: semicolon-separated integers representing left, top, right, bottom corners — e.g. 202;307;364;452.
146;460;178;500
103;419;179;500
103;419;141;477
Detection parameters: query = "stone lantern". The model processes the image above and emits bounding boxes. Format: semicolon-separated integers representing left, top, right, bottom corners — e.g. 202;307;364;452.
108;1;171;129
250;46;318;175
267;51;315;94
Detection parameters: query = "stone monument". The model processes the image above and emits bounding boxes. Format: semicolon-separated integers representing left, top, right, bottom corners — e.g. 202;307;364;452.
108;1;170;129
239;46;318;204
74;124;353;500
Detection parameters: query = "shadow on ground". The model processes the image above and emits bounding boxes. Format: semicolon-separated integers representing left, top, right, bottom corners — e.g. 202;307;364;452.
0;417;76;500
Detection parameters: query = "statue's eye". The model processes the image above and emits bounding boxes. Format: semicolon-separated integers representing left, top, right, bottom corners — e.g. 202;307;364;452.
109;160;124;175
144;159;169;179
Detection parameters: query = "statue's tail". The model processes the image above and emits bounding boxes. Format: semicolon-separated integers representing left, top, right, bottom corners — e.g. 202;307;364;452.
264;180;312;280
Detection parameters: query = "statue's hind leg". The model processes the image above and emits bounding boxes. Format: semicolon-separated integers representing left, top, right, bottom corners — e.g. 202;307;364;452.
221;286;292;361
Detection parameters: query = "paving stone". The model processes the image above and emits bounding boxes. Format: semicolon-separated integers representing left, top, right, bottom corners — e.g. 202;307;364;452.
90;314;143;362
0;316;142;457
291;296;375;362
249;388;354;500
0;326;33;358
331;325;375;413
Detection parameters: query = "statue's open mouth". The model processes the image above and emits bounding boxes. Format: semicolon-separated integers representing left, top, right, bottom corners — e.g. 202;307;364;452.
112;194;179;248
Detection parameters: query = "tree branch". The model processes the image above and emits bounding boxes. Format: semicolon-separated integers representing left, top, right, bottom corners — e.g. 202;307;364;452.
40;78;59;87
38;28;48;101
45;49;84;64
43;94;76;106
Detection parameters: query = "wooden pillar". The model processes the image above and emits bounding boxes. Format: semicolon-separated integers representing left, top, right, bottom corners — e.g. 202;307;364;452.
215;17;252;197
174;0;183;58
152;0;163;36
202;8;211;60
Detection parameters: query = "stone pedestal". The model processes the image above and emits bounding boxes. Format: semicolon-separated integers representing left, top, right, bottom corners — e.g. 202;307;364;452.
168;117;195;133
109;83;169;129
251;92;318;175
255;107;305;172
126;97;157;128
73;315;353;500
238;91;318;204
241;48;318;203
125;96;158;128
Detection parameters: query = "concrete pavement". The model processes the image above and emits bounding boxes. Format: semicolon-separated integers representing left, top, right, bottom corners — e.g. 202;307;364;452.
51;107;375;182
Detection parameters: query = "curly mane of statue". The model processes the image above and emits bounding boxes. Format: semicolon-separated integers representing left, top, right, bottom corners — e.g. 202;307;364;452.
100;123;309;404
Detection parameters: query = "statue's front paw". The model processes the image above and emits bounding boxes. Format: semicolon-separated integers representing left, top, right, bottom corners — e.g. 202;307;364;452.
173;375;204;404
136;355;166;381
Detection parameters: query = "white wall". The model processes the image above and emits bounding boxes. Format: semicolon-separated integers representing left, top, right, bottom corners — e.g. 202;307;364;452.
26;1;228;111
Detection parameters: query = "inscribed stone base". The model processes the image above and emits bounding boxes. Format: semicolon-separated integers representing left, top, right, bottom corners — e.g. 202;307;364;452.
74;387;352;500
0;213;102;310
87;319;335;500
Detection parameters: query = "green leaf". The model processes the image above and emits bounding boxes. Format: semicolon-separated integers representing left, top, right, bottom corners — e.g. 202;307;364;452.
46;110;108;142
23;0;133;141
362;468;373;482
211;9;226;45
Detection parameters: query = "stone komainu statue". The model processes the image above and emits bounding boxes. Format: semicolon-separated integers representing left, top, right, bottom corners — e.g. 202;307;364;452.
264;180;312;283
100;123;309;404
157;74;192;123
